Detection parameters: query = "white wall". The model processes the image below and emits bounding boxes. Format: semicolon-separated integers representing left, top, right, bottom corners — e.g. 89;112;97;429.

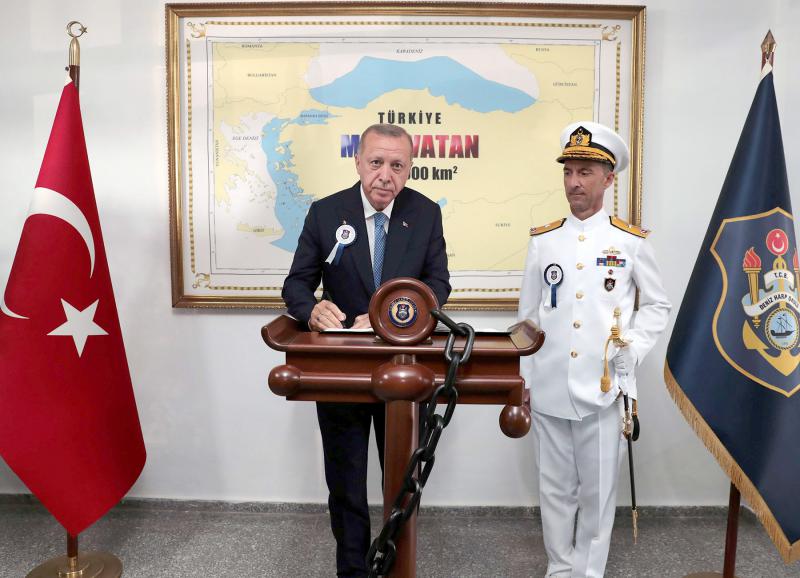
1;0;797;507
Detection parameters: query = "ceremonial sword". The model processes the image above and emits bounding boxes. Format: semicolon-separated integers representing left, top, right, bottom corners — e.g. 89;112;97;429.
622;387;639;543
602;307;639;543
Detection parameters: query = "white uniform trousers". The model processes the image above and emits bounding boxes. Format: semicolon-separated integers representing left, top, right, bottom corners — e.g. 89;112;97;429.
533;400;625;578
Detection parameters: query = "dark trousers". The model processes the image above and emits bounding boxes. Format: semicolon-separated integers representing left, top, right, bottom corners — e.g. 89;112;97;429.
316;401;386;578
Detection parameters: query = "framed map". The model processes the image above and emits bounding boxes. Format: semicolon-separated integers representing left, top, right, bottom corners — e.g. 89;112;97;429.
166;2;646;309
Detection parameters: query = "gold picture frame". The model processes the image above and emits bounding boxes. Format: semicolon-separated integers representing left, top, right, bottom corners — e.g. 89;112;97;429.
166;2;646;309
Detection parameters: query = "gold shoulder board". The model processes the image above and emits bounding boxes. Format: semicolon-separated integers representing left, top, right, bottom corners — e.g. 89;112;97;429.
610;215;650;238
530;218;566;236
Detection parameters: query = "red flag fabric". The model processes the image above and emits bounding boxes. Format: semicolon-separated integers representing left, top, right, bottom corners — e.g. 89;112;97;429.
0;81;146;535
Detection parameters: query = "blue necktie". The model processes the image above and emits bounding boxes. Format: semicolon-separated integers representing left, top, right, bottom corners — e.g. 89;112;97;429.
373;212;387;290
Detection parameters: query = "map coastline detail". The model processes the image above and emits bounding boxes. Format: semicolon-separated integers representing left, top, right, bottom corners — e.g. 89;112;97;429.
209;39;595;279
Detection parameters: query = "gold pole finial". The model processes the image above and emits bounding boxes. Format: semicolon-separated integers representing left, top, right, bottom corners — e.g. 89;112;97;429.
761;30;776;69
65;21;86;89
66;21;86;67
66;21;87;37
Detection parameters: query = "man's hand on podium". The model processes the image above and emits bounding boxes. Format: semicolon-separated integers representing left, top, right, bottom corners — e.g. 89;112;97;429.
309;300;346;331
351;313;372;330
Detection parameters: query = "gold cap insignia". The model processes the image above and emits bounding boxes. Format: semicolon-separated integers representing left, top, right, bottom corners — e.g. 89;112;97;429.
557;125;616;167
570;128;591;147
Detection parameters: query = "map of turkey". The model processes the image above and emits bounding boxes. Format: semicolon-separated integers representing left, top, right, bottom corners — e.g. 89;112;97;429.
210;40;595;277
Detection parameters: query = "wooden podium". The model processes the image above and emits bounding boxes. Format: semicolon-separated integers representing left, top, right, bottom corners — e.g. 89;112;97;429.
263;279;544;577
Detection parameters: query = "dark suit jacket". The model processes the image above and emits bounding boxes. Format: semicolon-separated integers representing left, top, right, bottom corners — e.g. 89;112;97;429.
282;182;451;327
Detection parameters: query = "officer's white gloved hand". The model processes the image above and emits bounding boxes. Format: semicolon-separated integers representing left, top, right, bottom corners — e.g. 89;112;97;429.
612;346;637;376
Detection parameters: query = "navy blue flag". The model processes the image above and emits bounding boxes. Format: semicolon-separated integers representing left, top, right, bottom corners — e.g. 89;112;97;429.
665;66;799;563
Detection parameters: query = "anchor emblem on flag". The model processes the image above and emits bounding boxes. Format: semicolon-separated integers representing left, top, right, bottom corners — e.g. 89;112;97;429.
740;228;800;375
711;208;800;396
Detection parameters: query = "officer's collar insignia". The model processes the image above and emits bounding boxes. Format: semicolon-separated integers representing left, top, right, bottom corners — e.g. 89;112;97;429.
711;207;800;396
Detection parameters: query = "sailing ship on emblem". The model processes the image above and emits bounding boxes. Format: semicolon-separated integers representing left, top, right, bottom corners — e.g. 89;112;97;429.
766;310;798;349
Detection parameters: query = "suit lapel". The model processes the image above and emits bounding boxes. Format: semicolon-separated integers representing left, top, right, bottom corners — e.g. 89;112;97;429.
337;184;375;295
381;189;418;283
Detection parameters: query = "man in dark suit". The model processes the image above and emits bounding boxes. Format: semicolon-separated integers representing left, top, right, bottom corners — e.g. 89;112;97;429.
282;123;450;577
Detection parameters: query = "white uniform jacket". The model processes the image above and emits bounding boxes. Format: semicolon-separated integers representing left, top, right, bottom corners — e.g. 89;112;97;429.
518;209;671;420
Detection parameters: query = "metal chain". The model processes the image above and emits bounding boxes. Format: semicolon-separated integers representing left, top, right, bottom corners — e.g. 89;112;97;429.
366;310;475;577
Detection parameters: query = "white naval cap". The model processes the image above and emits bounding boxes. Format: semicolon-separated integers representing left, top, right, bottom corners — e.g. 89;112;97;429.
556;121;630;173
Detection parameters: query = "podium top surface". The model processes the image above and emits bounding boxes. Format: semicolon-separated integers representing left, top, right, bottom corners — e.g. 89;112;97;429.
262;315;543;358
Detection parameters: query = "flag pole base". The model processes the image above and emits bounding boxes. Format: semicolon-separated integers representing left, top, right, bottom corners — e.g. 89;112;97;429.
684;573;740;577
26;551;122;578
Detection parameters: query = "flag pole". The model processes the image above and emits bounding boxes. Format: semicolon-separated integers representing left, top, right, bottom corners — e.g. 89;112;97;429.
684;484;741;578
684;30;777;578
721;485;742;578
25;22;124;578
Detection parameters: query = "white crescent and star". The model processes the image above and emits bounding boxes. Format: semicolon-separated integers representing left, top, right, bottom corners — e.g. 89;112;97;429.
770;238;786;254
768;230;788;256
1;186;107;356
47;299;108;357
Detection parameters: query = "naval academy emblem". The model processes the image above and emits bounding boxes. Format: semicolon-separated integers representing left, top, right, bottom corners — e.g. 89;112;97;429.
711;207;800;396
388;297;418;328
543;264;564;307
325;224;357;265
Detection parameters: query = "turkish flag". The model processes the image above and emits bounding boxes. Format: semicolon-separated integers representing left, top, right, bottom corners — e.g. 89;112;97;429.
0;80;146;535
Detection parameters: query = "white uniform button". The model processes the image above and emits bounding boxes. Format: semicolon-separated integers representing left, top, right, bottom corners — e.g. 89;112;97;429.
577;263;584;270
573;321;581;329
578;234;586;241
576;291;584;299
570;350;578;358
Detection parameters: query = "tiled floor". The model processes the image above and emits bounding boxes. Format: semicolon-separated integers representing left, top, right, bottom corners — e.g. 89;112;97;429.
0;499;796;577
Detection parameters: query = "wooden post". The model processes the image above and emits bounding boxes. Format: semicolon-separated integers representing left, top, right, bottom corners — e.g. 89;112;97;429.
383;400;418;577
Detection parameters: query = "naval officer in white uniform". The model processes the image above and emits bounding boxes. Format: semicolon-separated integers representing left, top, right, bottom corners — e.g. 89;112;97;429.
518;122;671;577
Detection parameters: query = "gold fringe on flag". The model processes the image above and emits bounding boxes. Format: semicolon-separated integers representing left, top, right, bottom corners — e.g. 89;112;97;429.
664;362;800;564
